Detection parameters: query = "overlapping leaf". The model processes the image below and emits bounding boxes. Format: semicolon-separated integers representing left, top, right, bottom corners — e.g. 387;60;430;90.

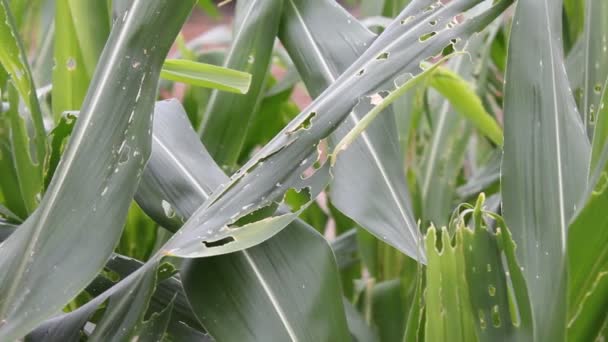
140;100;350;341
199;0;283;169
0;0;196;338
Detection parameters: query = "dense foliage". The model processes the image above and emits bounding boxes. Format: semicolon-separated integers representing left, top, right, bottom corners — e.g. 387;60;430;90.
0;0;606;341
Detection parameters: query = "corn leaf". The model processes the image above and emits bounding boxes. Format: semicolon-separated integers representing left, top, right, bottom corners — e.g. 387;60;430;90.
52;0;109;120
501;0;590;340
280;0;423;262
582;0;608;140
567;147;608;341
0;0;195;338
160;59;252;94
198;0;283;169
424;196;532;341
140;99;350;341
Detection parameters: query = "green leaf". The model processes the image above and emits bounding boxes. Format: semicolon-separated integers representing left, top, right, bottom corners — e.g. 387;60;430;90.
0;130;27;219
421;23;500;227
52;0;110;121
424;196;532;342
0;0;195;338
279;0;422;262
0;0;46;169
582;0;608;140
429;66;503;146
592;80;608;172
116;202;158;261
138;99;351;341
87;262;160;342
563;0;585;50
160;59;252;94
371;280;408;342
196;0;220;18
501;0;590;340
198;0;283;170
5;84;43;214
567;148;608;341
43;111;76;189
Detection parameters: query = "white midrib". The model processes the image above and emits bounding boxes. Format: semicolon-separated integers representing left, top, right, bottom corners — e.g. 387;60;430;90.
154;133;298;341
543;0;567;251
0;1;141;318
288;0;418;237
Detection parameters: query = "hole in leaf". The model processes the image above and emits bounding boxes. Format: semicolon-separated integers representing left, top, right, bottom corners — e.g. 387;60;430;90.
101;268;121;282
283;187;311;212
478;309;487;330
376;52;389;60
595;83;603;94
400;15;415;25
229;202;279;228
419;31;437;42
491;305;501;327
488;285;496;297
203;236;235;248
429;20;438;26
356;69;365;76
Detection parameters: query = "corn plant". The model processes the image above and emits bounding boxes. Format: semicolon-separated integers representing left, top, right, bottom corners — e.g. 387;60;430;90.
0;0;606;341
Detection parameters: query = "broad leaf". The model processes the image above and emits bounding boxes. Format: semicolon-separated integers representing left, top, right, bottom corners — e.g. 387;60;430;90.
424;196;532;341
0;0;195;338
568;147;608;341
140;99;351;341
501;0;590;339
279;0;423;262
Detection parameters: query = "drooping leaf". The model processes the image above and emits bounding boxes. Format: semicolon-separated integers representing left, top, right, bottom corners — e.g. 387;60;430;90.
501;0;591;340
279;0;422;262
139;99;351;341
0;0;196;338
429;66;503;147
158;0;510;263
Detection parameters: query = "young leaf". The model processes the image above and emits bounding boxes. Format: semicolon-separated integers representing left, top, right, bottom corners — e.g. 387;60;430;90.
0;0;46;169
160;59;252;94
